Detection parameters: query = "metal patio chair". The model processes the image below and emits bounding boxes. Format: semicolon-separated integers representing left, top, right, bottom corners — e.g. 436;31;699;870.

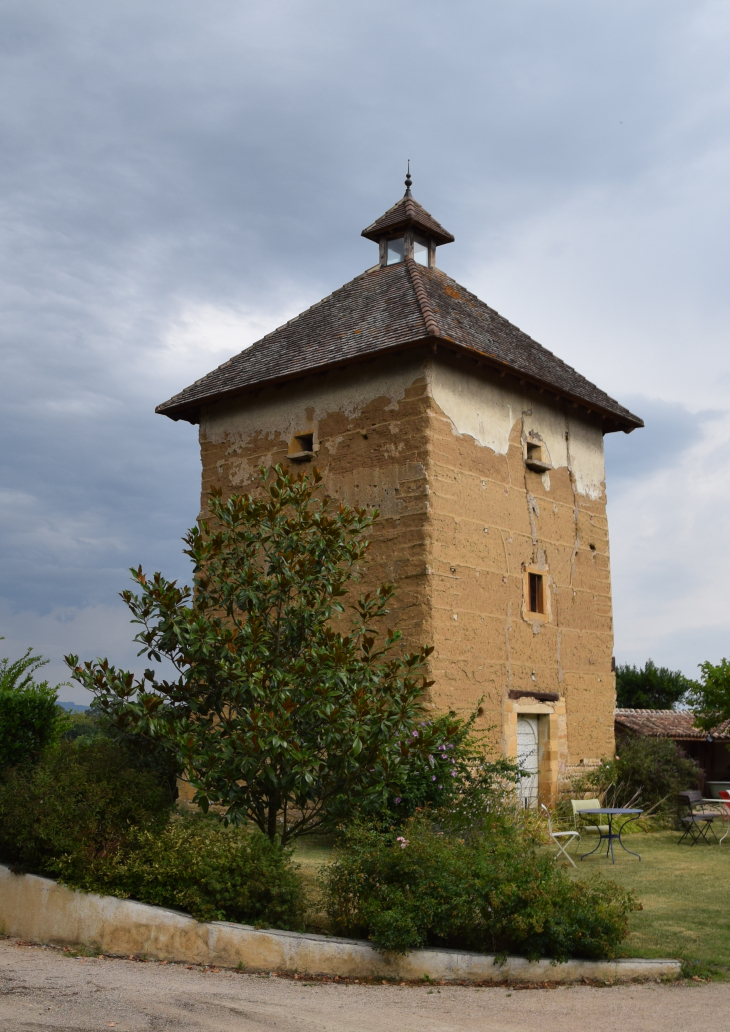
571;798;610;840
542;804;580;867
677;790;718;845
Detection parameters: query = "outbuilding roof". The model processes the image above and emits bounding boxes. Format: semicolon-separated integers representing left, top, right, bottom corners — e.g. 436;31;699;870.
615;709;730;741
157;257;643;430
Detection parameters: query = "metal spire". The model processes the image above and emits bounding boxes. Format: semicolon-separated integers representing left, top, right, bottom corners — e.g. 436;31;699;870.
404;159;412;197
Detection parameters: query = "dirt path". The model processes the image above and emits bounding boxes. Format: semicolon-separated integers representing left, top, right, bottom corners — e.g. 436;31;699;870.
0;937;726;1032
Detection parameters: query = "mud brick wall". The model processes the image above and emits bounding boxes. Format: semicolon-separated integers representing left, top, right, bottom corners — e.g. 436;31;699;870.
196;349;616;779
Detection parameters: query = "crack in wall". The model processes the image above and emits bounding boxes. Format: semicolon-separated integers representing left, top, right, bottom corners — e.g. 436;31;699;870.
565;421;581;590
504;600;513;691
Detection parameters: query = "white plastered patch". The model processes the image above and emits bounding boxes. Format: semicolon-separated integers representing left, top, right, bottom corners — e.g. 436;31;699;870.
201;354;426;448
427;360;605;499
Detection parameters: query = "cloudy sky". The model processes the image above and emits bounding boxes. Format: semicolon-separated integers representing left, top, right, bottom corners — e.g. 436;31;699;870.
1;0;729;702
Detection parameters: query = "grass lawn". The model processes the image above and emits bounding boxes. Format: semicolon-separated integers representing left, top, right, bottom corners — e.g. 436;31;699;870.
293;829;730;976
560;830;730;977
292;835;334;930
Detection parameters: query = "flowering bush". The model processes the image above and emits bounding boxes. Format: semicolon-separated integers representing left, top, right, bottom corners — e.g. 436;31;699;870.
363;710;523;832
322;816;637;959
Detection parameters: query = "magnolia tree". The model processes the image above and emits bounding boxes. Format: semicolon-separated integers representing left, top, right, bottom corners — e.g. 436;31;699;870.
67;466;457;845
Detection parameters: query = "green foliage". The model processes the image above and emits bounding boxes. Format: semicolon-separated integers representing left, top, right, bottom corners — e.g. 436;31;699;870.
362;710;523;832
89;703;182;803
67;465;455;844
690;657;730;732
322;817;637;959
54;814;306;928
57;704;181;801
0;643;67;770
0;740;171;874
0;740;304;929
616;659;696;710
61;709;98;741
572;735;700;813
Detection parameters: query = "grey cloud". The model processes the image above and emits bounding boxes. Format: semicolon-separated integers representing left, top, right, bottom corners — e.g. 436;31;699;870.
604;396;726;491
1;0;729;689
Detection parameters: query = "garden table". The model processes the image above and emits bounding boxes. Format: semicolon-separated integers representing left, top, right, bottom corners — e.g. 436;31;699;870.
700;799;730;844
576;807;643;863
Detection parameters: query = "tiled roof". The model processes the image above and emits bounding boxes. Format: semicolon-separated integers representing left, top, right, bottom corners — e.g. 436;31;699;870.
615;709;730;741
361;194;455;245
157;259;643;431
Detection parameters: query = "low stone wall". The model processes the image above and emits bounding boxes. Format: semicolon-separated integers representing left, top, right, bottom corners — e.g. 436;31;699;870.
0;865;681;984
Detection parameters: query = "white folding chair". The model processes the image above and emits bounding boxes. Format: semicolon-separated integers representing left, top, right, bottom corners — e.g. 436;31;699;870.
542;804;580;868
718;790;730;845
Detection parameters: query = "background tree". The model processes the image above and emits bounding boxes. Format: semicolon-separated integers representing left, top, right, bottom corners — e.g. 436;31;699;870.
615;659;695;710
689;657;730;733
0;641;67;771
68;466;456;845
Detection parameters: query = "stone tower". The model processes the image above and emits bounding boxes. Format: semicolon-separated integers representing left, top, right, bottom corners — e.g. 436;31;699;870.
157;174;643;804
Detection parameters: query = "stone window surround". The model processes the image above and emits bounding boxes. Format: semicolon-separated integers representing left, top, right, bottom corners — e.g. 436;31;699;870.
522;565;552;624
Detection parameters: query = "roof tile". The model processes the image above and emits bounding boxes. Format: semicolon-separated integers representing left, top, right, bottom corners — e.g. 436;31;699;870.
361;194;455;245
157;261;643;431
615;708;730;740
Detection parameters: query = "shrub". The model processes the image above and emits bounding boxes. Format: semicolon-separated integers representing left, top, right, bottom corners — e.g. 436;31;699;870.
369;712;523;831
321;817;637;960
0;740;305;930
0;740;172;875
55;814;306;929
0;645;65;770
61;709;99;742
57;704;181;802
574;735;700;813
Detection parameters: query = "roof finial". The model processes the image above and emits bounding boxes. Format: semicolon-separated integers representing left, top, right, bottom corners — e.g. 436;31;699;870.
404;159;412;197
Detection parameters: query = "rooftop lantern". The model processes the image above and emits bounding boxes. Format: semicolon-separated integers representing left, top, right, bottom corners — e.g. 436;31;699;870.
361;165;455;270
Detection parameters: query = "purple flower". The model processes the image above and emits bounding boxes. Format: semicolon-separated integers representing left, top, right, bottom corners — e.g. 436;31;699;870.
395;797;401;804
432;775;436;781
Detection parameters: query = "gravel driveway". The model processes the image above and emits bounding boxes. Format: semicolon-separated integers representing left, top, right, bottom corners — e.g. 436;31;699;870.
1;937;726;1032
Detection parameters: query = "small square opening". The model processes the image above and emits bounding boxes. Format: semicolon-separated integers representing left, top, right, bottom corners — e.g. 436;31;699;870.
288;431;315;461
528;572;545;615
524;439;552;473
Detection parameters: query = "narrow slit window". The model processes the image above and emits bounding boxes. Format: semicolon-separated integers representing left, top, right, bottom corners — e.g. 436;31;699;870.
528;572;545;615
386;238;405;265
413;236;429;266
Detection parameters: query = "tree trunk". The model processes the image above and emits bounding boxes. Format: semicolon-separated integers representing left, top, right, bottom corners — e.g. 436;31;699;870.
267;796;279;843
